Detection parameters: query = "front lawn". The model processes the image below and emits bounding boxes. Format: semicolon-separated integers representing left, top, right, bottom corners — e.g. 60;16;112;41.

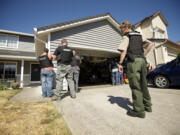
0;90;72;135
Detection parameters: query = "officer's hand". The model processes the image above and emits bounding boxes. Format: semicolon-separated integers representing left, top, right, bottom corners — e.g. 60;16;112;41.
118;64;123;72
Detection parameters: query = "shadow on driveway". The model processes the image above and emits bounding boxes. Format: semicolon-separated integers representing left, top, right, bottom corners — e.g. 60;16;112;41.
108;96;133;111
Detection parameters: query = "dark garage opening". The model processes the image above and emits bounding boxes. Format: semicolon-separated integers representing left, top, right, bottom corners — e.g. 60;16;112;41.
79;56;112;86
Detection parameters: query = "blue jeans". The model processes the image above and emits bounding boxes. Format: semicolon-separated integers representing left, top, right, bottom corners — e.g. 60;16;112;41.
119;72;124;84
73;70;80;92
117;72;121;84
41;69;54;97
112;72;118;85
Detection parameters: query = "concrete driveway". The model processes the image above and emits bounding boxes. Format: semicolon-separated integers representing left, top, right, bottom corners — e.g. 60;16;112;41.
11;84;180;135
54;85;180;135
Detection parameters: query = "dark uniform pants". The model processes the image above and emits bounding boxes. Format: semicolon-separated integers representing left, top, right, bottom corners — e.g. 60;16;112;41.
127;58;152;114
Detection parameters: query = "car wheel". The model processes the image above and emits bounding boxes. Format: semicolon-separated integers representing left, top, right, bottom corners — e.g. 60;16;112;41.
154;75;170;88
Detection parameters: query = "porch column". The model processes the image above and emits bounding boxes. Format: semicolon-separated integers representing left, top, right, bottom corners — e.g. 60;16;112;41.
20;59;24;88
48;33;51;53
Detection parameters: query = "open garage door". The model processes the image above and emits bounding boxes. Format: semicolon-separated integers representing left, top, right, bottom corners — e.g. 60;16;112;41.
79;56;114;86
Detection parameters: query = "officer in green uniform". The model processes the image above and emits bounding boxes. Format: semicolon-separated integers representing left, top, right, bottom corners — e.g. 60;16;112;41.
118;21;153;118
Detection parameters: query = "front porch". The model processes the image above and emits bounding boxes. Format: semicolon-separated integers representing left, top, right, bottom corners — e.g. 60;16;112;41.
0;58;40;88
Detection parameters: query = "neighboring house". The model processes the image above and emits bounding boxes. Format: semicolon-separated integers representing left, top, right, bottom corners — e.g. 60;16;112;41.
134;11;180;67
0;29;40;87
34;13;122;70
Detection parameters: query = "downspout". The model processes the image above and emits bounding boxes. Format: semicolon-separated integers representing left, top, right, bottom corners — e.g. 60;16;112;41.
151;23;158;67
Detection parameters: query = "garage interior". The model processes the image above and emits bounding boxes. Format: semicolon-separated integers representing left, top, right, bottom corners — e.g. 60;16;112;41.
78;55;121;86
72;48;120;86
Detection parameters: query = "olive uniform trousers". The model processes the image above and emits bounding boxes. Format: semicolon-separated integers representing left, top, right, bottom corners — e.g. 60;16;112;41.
127;58;152;115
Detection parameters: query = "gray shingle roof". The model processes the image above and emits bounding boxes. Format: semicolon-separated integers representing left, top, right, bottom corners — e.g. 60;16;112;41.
37;13;120;32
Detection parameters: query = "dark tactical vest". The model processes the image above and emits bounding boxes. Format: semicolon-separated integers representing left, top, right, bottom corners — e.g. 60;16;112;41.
126;31;144;62
39;54;53;68
58;46;73;64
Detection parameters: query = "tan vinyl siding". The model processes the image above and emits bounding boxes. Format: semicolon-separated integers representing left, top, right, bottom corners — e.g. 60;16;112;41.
0;33;35;52
152;16;168;38
167;48;177;56
35;34;47;57
19;35;35;52
140;21;153;40
146;48;156;67
50;20;122;54
156;45;164;65
35;40;46;57
167;48;178;61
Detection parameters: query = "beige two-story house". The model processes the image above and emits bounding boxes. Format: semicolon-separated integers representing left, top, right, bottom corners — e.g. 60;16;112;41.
134;11;180;67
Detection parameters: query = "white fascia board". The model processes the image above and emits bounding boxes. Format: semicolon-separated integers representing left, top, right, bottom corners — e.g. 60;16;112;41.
69;43;119;54
106;17;120;31
0;55;37;60
0;29;34;37
0;48;35;53
37;16;120;34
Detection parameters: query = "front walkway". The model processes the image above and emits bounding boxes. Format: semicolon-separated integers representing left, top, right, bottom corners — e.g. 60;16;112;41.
10;85;47;102
11;85;180;135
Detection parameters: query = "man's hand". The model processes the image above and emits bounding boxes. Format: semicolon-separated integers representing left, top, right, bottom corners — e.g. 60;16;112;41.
148;62;154;72
118;64;123;72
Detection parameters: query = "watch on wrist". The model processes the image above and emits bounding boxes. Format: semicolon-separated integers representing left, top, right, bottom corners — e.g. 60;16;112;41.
119;62;122;65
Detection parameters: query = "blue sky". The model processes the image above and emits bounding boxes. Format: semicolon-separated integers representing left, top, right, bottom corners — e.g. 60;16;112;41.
0;0;179;41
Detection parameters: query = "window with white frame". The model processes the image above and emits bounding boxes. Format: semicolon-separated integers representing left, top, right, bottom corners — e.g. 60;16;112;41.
0;62;16;80
155;29;165;39
0;34;18;48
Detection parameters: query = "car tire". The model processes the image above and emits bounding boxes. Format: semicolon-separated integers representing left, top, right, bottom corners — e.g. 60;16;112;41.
154;75;170;88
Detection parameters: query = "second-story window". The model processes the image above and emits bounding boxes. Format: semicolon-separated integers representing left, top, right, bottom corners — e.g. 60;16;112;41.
155;29;165;39
0;34;18;48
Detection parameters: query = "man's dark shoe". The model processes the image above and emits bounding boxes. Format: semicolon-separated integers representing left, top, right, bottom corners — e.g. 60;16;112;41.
76;90;80;93
51;96;61;101
71;95;76;99
145;108;152;112
127;110;145;118
49;94;54;98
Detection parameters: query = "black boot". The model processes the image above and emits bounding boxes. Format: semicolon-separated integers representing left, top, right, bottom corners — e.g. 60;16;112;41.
127;110;145;118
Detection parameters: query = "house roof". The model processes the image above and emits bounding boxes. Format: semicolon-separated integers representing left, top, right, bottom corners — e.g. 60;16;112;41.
0;29;34;37
148;38;180;49
134;11;168;28
35;13;121;34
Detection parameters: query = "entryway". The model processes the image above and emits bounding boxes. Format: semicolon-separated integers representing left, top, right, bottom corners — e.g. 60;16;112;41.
31;64;40;82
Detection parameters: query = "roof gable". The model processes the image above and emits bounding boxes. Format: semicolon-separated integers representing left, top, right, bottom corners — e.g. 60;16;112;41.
134;11;168;29
34;13;121;34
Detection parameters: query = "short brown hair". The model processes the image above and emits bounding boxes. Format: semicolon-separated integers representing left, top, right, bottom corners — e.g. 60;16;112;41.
120;20;132;29
43;48;49;53
61;39;67;44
